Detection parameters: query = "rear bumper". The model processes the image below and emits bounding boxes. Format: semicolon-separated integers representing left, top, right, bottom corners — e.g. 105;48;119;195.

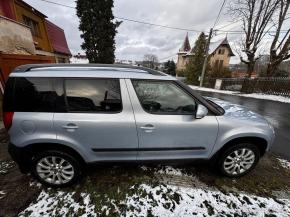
8;143;30;173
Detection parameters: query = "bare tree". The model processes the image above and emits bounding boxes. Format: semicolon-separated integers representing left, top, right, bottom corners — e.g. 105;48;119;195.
143;54;159;69
229;0;280;77
266;0;290;76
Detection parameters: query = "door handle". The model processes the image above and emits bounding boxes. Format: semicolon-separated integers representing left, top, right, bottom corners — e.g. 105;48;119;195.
140;124;155;132
62;123;79;130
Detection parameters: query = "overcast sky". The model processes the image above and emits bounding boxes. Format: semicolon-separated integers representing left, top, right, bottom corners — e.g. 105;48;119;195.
23;0;288;64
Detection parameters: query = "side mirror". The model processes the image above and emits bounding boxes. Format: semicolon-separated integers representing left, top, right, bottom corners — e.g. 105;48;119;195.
196;104;208;119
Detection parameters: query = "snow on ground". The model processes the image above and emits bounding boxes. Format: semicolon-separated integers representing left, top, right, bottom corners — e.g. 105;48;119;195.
0;160;14;174
278;158;290;170
0;190;5;199
190;85;290;103
155;166;185;176
127;184;290;217
19;183;290;217
19;191;96;217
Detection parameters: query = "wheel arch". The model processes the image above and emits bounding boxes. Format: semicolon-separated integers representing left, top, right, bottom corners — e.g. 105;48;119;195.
212;136;268;160
23;142;86;166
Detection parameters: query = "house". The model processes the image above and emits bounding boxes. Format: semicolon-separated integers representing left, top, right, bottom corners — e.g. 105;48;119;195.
0;0;71;62
177;33;235;71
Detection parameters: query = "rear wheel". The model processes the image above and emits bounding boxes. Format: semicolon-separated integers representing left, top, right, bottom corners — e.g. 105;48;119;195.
31;150;81;187
218;143;260;177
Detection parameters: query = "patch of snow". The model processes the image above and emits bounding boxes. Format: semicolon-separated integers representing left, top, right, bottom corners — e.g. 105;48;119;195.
155;166;186;176
29;181;42;188
190;85;290;103
0;190;5;199
0;160;14;174
277;158;290;170
20;183;290;216
126;184;290;217
19;191;96;217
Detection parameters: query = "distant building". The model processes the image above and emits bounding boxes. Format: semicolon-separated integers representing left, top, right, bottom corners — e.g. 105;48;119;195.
177;33;235;71
70;54;89;64
0;0;71;62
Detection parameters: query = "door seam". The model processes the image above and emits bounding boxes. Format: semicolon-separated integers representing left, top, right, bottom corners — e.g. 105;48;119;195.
124;79;140;161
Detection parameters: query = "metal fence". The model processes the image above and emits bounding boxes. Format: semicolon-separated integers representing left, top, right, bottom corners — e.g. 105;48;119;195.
204;77;290;97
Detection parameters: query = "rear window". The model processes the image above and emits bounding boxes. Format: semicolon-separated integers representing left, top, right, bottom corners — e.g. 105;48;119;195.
4;77;63;112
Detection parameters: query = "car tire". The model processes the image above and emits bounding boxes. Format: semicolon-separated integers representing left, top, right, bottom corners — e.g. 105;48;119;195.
218;143;260;178
31;150;82;187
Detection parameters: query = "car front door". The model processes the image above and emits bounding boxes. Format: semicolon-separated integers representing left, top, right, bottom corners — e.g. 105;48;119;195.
125;79;219;160
53;78;138;162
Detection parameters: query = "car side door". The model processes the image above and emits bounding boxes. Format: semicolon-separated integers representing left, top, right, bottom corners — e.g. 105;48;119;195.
125;79;219;160
53;78;139;162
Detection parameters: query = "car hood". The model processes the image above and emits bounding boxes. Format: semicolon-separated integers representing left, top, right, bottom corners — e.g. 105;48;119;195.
206;97;269;124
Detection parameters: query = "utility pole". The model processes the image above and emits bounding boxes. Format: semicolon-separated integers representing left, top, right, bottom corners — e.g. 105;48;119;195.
199;28;213;87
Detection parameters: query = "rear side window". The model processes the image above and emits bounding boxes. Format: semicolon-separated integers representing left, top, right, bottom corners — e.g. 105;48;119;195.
64;79;122;113
12;77;62;112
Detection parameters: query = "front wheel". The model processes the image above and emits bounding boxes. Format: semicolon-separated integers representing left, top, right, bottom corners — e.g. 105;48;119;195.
218;143;260;177
31;150;81;187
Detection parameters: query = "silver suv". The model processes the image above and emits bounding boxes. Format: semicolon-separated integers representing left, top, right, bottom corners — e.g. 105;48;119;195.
3;64;275;187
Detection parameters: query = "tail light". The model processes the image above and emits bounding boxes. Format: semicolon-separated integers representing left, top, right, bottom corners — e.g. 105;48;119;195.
3;112;14;131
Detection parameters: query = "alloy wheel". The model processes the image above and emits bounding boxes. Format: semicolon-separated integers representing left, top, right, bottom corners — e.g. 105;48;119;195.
36;156;75;185
223;148;256;175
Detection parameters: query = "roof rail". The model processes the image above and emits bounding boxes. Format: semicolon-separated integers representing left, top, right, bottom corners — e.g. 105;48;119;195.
13;64;166;76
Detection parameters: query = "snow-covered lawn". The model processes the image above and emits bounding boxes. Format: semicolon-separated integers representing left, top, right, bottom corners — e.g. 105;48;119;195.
190;85;290;103
19;166;290;217
19;183;290;217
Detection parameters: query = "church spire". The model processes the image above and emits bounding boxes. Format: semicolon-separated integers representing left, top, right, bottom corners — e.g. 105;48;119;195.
179;32;191;52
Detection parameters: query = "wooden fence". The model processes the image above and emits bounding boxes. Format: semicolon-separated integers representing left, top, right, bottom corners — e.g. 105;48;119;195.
205;77;290;97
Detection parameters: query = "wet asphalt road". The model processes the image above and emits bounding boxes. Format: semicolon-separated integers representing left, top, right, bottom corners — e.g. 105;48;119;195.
197;90;290;160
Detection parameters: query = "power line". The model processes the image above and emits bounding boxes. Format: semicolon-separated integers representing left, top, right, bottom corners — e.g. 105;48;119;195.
39;0;204;33
159;53;177;61
213;0;227;28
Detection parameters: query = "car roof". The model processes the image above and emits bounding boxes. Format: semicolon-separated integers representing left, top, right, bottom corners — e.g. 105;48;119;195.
10;64;176;80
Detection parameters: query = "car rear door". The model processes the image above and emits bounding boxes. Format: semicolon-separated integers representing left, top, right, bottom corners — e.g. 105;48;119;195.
53;78;139;162
125;79;218;160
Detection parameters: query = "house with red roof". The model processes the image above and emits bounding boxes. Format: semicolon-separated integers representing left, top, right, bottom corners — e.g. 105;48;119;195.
0;0;71;62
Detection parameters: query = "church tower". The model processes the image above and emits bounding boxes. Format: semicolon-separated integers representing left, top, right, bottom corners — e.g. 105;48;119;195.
177;33;191;72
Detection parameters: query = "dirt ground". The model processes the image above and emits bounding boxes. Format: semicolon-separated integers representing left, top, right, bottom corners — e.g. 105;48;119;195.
0;128;290;217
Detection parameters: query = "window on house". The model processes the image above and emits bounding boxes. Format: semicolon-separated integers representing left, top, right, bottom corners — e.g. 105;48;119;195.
219;60;224;68
218;49;225;55
23;16;40;37
215;60;219;68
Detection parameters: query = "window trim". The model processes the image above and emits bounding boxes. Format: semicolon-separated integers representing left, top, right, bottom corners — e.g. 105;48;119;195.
131;79;198;116
63;78;123;114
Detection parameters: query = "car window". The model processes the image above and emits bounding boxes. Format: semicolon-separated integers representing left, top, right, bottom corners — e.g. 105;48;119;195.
132;80;196;115
65;79;122;113
13;77;60;112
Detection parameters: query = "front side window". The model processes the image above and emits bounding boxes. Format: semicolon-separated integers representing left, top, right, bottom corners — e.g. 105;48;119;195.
65;79;122;113
132;80;196;115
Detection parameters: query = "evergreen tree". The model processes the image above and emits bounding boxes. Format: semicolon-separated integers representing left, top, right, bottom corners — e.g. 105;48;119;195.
164;60;176;76
76;0;121;63
185;32;209;85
